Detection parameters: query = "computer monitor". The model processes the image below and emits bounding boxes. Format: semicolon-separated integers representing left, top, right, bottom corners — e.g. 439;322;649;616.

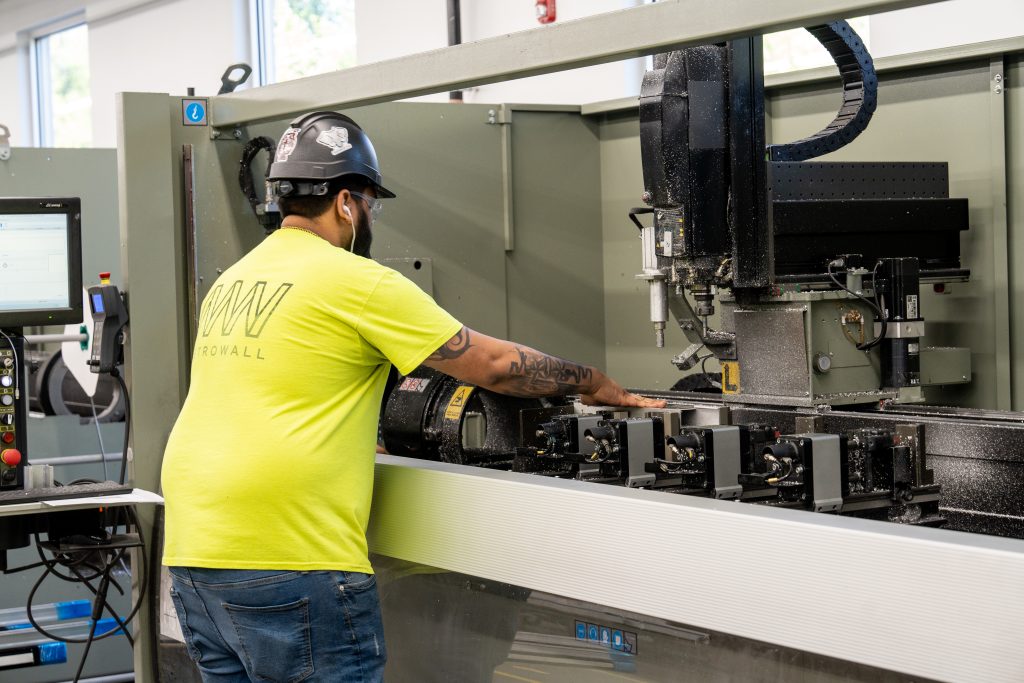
0;197;83;328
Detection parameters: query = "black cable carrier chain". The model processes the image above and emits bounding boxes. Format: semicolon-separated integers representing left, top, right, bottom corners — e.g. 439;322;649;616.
768;21;878;162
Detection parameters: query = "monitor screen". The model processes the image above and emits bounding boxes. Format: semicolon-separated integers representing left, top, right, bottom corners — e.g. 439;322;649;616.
0;198;82;328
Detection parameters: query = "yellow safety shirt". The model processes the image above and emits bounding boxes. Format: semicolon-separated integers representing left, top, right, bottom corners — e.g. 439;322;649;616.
161;228;462;572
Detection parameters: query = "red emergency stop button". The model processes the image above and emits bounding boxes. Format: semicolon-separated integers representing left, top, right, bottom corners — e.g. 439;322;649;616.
1;448;21;466
1;432;13;444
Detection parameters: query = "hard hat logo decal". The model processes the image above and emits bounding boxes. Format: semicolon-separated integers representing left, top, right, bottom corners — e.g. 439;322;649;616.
276;128;300;162
315;127;353;156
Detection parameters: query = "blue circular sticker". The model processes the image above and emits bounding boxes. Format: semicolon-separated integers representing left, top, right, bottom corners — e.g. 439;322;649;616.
186;102;205;123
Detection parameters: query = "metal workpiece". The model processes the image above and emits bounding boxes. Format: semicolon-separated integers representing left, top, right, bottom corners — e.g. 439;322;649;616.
667;293;736;359
209;0;946;127
368;455;1024;683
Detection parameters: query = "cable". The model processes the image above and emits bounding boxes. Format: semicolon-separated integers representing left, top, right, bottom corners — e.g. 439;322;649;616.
25;504;148;676
767;458;795;485
73;615;100;682
827;259;887;351
627;206;655;231
109;369;131;485
88;395;110;481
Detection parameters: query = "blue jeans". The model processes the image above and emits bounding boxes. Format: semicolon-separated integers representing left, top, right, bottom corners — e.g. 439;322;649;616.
168;567;386;683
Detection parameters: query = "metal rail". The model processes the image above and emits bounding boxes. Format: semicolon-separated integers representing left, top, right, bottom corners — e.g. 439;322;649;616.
210;0;946;127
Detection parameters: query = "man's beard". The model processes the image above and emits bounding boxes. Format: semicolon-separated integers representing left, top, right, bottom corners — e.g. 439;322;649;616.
351;211;373;258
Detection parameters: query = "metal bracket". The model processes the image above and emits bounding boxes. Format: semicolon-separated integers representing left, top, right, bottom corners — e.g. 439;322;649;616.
218;63;253;95
0;124;11;161
671;343;704;370
487;105;515;251
668;293;736;360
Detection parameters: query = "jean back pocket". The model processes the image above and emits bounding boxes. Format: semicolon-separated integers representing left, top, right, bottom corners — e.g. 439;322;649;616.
224;597;314;683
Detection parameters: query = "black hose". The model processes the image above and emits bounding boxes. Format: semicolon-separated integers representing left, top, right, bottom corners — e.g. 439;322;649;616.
111;369;130;485
238;136;280;232
628;206;655;231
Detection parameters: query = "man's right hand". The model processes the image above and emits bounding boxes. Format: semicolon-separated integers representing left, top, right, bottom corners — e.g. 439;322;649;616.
580;378;666;409
423;327;666;408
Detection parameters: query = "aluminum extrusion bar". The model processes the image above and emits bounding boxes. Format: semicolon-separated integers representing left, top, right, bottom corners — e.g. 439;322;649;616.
210;0;945;128
368;455;1024;682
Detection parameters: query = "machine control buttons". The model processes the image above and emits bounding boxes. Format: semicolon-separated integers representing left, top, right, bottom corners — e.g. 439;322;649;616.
0;375;11;387
0;414;12;426
1;448;21;466
1;357;11;368
1;433;12;444
0;395;13;406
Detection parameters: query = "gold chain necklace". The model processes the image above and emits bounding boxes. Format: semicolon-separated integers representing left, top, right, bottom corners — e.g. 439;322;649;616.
281;225;327;242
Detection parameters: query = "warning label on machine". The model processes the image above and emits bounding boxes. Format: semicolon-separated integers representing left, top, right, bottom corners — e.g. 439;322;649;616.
444;386;474;420
721;361;741;394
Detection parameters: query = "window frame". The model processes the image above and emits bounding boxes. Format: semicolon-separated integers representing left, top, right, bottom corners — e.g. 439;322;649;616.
250;0;358;87
29;13;90;148
251;0;276;87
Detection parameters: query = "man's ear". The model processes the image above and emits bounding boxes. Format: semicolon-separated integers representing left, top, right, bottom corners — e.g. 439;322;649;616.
335;189;353;224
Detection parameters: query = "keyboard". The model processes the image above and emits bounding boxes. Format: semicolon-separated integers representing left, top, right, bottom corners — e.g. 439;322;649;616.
0;481;133;505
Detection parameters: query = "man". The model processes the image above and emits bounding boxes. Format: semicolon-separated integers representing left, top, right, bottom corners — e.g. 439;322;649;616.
161;111;664;682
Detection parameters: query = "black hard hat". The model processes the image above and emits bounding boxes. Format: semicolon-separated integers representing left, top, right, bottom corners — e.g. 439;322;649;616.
268;111;396;199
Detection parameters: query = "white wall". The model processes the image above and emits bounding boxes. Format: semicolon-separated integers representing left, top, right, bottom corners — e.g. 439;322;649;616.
0;0;249;148
0;51;23;144
353;0;449;103
869;0;1024;58
86;0;248;146
352;0;645;105
461;0;645;105
0;0;93;146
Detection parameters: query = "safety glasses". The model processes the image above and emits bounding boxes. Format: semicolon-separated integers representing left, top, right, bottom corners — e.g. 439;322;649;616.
350;191;384;220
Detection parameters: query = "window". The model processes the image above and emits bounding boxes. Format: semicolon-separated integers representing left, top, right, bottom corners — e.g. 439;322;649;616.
33;22;92;147
254;0;357;86
763;18;871;75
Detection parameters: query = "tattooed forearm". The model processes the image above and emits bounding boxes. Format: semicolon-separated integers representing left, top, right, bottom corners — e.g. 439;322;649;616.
427;327;473;361
500;346;596;397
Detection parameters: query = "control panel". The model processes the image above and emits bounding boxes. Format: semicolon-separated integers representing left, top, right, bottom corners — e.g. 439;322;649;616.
87;273;128;374
0;337;25;489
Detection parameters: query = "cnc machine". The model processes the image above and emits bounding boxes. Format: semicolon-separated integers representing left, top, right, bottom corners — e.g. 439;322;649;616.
381;21;996;535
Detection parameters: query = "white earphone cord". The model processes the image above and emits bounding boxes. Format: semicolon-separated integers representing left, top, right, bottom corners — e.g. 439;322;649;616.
346;203;357;252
